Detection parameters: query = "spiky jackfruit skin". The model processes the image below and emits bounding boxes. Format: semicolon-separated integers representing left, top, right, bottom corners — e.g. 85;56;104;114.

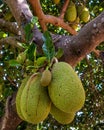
48;62;85;113
50;104;75;124
65;1;77;22
20;74;51;124
40;70;52;87
16;77;29;120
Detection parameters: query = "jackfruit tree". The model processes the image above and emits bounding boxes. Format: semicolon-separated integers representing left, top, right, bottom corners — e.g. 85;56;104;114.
0;0;104;130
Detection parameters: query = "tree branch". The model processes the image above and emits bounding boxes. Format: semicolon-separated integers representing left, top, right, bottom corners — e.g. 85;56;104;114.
55;11;104;66
4;0;33;26
29;0;77;34
0;18;20;35
4;0;34;41
59;0;70;19
0;94;22;130
0;36;23;49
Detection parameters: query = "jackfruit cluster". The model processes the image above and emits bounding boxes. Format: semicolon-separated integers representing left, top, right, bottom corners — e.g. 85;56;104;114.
16;62;85;125
65;1;90;30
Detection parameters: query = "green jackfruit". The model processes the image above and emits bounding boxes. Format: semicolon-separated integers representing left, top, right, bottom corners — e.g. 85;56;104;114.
65;1;77;22
50;104;75;124
40;69;52;87
77;5;84;16
16;77;29;120
48;62;85;113
80;7;90;23
53;0;60;4
20;74;51;124
71;17;80;30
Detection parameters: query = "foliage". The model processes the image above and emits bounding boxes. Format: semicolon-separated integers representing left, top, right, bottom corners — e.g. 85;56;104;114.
0;0;104;130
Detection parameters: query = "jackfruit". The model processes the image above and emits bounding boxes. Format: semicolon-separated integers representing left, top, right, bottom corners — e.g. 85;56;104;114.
16;77;29;120
71;17;80;30
50;104;75;124
48;62;85;113
77;5;84;16
40;69;52;87
80;7;90;23
65;1;77;22
20;73;51;124
53;0;60;4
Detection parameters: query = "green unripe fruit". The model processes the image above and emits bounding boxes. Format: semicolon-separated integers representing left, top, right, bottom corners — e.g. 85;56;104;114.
71;17;80;30
77;5;84;16
80;7;90;23
16;52;26;64
48;62;85;113
40;70;52;87
53;0;60;4
50;104;75;124
65;1;77;22
20;74;51;124
16;77;29;120
71;24;78;30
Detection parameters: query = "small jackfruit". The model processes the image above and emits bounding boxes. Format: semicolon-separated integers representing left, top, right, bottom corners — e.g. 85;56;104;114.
53;0;60;4
65;1;77;22
50;104;75;124
71;17;80;30
20;74;51;124
48;62;85;113
40;69;52;87
80;7;90;23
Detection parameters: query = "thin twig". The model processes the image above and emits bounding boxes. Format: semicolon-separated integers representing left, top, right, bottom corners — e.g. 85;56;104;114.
59;0;70;19
29;0;77;34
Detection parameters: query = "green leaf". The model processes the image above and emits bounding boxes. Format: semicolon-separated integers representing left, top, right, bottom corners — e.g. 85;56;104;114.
9;60;21;67
31;16;38;25
24;23;33;43
24;17;38;43
36;57;47;67
42;31;55;61
27;43;36;61
55;48;64;59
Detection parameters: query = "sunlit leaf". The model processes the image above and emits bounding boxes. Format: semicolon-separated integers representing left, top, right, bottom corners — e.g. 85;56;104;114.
9;60;21;67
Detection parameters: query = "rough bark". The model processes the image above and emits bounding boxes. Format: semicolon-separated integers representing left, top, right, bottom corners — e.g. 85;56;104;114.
0;93;22;130
0;0;104;130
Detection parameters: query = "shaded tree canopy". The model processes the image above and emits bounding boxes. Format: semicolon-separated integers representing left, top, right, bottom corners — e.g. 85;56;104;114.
0;0;104;130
